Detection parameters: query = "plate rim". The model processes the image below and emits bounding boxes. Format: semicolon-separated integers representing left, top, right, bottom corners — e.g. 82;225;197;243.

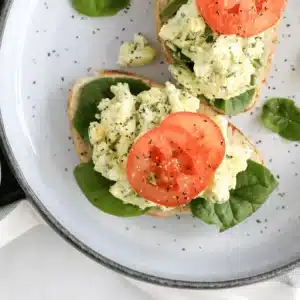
1;0;299;289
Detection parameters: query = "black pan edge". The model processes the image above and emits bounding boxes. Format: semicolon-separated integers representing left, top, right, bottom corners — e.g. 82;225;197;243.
0;0;298;289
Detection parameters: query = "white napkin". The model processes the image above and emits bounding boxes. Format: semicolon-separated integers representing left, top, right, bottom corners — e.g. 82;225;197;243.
0;201;298;300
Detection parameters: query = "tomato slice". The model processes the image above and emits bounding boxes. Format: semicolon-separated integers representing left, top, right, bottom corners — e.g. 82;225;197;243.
196;0;286;37
161;112;225;171
126;126;214;207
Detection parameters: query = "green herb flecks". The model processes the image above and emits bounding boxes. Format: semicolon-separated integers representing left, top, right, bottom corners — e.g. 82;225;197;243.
74;77;150;142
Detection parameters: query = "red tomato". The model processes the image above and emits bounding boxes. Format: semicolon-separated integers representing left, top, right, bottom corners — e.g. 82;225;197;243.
196;0;286;37
161;112;225;171
126;126;214;207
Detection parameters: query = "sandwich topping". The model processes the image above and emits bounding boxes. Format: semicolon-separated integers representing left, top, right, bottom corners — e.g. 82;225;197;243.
159;0;277;101
196;0;285;37
88;82;253;210
118;34;157;67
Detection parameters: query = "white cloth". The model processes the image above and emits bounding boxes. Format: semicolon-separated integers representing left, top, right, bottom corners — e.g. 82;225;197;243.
0;200;299;300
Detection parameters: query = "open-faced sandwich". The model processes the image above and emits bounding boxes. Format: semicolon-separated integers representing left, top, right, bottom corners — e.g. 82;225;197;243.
68;71;278;231
156;0;286;115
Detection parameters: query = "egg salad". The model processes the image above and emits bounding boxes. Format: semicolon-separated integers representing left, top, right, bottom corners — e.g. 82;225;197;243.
159;0;274;100
88;82;252;210
118;34;157;67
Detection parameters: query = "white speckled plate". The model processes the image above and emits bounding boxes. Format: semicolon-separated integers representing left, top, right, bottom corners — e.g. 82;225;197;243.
0;0;299;289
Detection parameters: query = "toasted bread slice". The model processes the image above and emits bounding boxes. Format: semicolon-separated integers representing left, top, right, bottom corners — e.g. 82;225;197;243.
68;70;262;217
155;0;278;114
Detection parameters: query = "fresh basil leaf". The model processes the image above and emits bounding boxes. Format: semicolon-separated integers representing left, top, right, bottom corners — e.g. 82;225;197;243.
74;77;151;142
160;0;188;22
261;98;300;141
72;0;130;17
190;160;278;231
213;89;255;116
74;161;148;217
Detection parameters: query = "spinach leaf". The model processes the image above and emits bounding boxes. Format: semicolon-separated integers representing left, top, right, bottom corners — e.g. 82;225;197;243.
190;160;278;231
213;89;255;116
72;0;130;17
160;0;188;22
74;77;151;142
74;161;148;217
261;98;300;141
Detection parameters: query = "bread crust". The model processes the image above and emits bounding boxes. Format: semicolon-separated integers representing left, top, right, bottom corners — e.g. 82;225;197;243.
68;70;262;217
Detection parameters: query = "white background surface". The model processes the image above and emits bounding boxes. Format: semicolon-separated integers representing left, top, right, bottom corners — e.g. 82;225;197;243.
0;201;299;300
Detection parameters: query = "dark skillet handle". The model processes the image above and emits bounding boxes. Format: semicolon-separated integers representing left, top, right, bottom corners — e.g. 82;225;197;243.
0;0;25;207
0;144;25;207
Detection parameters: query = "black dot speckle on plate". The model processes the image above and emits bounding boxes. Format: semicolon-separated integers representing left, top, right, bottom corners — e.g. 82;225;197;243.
181;248;186;252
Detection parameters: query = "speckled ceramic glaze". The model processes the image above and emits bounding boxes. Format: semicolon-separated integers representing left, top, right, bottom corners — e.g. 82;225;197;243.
0;0;299;289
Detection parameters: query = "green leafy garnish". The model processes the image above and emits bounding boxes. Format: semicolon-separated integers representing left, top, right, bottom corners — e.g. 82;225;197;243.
74;162;148;217
190;160;278;232
252;59;262;69
72;0;130;17
213;89;255;116
159;0;188;22
261;98;300;141
74;77;150;142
